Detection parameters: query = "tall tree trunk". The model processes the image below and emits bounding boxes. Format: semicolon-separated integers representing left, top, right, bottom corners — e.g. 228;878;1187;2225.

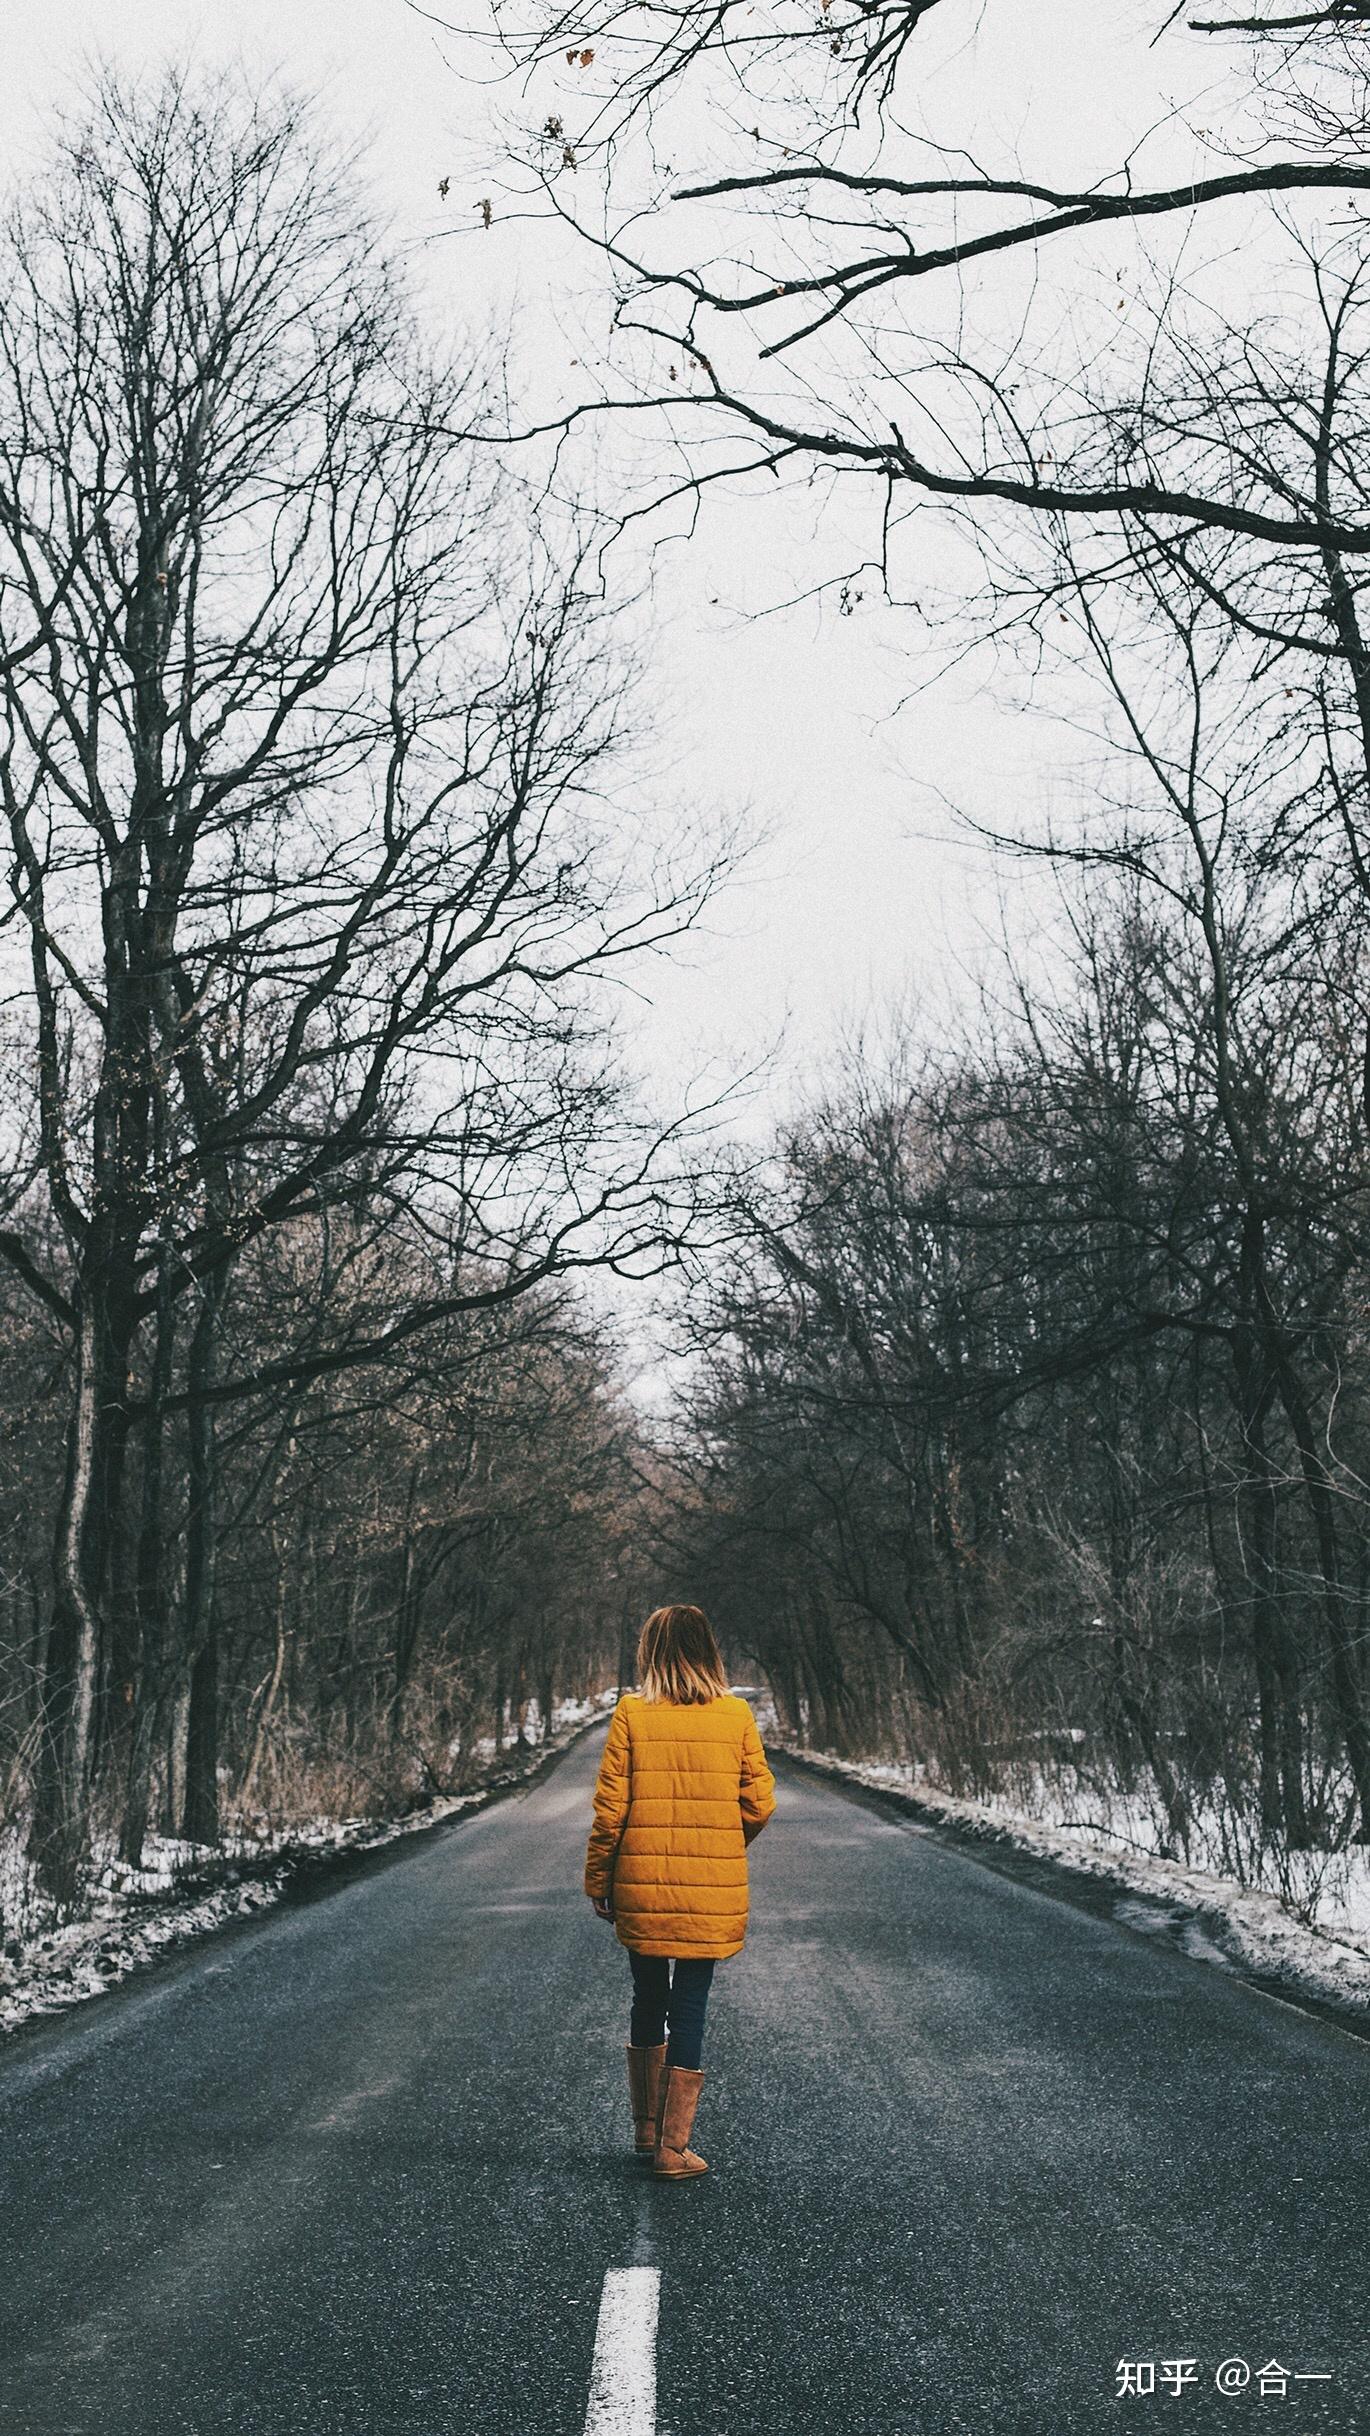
1231;1282;1308;1847
120;1246;176;1868
1258;1301;1370;1838
32;1272;136;1901
390;1471;423;1744
164;1680;190;1839
181;1275;228;1844
239;1528;290;1809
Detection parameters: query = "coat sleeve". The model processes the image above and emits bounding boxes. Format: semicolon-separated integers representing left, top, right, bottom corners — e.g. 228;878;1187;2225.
584;1698;632;1898
739;1704;777;1845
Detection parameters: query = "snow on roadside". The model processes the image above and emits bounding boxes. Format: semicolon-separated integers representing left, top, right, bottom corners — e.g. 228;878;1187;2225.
771;1739;1370;2021
0;1692;616;2040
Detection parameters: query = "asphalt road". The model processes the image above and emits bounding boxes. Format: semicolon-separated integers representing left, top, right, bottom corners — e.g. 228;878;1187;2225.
1;1727;1367;2436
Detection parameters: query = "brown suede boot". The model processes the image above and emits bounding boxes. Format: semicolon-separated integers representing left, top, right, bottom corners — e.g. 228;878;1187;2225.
626;2043;667;2157
653;2064;708;2179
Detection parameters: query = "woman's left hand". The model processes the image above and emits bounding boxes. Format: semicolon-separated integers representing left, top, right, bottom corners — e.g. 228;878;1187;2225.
591;1895;614;1921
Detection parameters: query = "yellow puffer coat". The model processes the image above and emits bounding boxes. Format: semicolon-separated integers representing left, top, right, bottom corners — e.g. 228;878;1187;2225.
584;1692;777;1959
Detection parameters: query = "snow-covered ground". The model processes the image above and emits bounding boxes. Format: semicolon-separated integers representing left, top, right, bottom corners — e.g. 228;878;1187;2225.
766;1729;1370;2020
0;1693;616;2039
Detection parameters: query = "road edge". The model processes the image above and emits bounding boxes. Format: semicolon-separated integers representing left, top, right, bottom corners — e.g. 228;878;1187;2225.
0;1709;609;2052
774;1746;1370;2048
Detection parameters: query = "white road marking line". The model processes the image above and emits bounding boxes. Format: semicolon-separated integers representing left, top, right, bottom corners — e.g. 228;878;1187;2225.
583;2265;660;2436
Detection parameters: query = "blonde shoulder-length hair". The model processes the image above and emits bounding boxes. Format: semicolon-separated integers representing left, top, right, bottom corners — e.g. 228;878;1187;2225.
637;1604;728;1705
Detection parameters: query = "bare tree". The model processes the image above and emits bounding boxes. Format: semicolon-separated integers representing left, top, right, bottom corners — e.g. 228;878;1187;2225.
0;66;725;1896
671;863;1370;1864
454;1;1370;557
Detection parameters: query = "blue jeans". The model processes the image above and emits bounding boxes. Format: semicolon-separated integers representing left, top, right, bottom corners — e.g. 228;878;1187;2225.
628;1951;715;2071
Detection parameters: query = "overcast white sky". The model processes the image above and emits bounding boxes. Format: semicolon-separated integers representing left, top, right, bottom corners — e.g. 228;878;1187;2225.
0;0;1233;1121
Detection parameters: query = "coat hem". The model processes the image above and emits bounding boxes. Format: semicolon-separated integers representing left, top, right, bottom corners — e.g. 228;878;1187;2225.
615;1930;744;1960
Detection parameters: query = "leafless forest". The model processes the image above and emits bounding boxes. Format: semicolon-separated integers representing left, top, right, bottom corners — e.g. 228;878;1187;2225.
0;74;717;1924
5;5;1370;1949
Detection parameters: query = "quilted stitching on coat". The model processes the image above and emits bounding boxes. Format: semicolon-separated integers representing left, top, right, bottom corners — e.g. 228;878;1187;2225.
584;1693;777;1958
